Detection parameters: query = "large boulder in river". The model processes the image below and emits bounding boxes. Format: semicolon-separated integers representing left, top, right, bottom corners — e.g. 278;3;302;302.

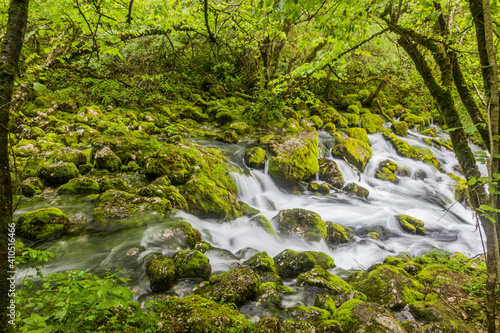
38;161;80;186
174;250;211;280
318;158;344;188
273;249;334;279
146;256;177;293
57;177;100;195
16;207;70;241
331;137;372;172
244;147;266;169
272;208;327;242
396;214;425;235
194;266;259;306
94;146;122;172
268;128;319;187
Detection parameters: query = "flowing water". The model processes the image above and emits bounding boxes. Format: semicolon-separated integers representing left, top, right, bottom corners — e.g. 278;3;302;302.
16;128;486;297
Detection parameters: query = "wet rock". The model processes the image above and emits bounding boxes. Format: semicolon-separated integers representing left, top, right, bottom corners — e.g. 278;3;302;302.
343;182;369;199
138;184;188;211
21;177;44;197
240;201;260;217
331;137;372;172
179;105;207;122
314;294;337;314
297;268;353;298
93;189;171;220
281;306;331;325
194;266;259;306
273;208;327;242
391;121;409;136
318;158;344;189
308;182;331;195
48;148;87;167
57;177;100;195
94;146;122;172
249;215;278;237
16;207;70;241
256;317;282;333
349;264;424;310
282;321;317;333
75;105;102;123
343;127;369;144
174;250;211;280
244;147;266;169
360;112;384;133
273;249;315;278
154;295;253;333
376;159;399;183
257;282;282;308
173;221;202;249
268;128;319;187
396;214;425;235
99;177;129;192
217;129;239;143
230;122;251;135
325;222;351;246
38;161;80;186
244;251;282;284
146;256;177;293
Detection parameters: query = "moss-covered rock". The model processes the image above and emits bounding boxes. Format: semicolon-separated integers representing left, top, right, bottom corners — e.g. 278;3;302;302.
325;221;351;246
21;177;44;197
179;106;207;122
230;122;251;135
318;158;344;189
314;294;337;314
146;256;177;293
342;113;360;127
75;105;102;123
272;208;327;242
349;264;424;310
281;305;331;325
93;190;171;220
343;182;369;199
174;250;211;280
268;128;319;188
244;147;266;169
382;129;440;169
297;268;353;298
331;137;372;172
391;121;409;136
16;207;70;241
243;251;282;285
448;173;467;202
396;214;425;235
57;177;100;195
360;112;384;134
343;127;369;145
48;148;87;167
249;215;278;237
217;129;239;143
155;295;253;333
256;282;282;309
138;184;188;211
273;249;316;279
94;146;122;172
38;161;80;186
99;177;129;192
375;159;399;183
333;301;406;333
194;266;259;306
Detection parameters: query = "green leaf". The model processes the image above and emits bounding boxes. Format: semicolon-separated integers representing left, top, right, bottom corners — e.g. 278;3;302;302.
467;178;477;186
479;204;494;211
33;82;47;91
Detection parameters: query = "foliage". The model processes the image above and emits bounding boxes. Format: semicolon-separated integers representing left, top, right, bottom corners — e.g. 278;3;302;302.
16;249;158;333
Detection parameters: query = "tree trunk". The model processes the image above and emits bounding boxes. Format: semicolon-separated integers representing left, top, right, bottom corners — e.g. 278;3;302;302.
0;1;30;332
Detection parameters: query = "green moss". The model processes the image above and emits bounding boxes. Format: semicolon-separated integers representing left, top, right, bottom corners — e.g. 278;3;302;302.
146;257;177;293
57;177;100;195
325;221;351;245
244;147;266;169
342;113;360;127
273;249;316;278
382;129;440;169
174;250;211;280
343;182;369;198
273;208;327;242
256;282;281;308
248;215;278;237
343;127;369;144
306;251;335;269
297;268;353;295
396;214;425;235
21;177;44;197
99;177;129;192
75;105;102;123
360;112;384;133
314;294;337;313
16;207;70;241
283;305;331;324
38;161;80;186
155;295;253;333
347;104;360;114
391;121;409;136
421;127;438;137
217;129;239;143
331;137;372;171
331;299;365;329
173;221;202;249
308;115;324;129
375;160;399;183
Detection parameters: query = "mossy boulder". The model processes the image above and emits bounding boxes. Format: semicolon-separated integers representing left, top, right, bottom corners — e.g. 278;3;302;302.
349;264;424;310
243;251;282;285
216;129;239;143
318;158;344;189
256;282;282;309
93;190;171;221
314;294;337;314
244;147;266;169
331;137;372;172
396;214;425;235
249;215;278;237
215;109;234;124
38;161;80;186
281;306;331;325
323;107;349;128
343;182;369;199
308;182;331;195
144;145;192;184
382;129;440;169
333;301;407;333
229;122;251;135
273;249;325;278
19;126;45;140
34;96;52;108
297;268;354;297
138;184;188;211
268;128;319;188
342;113;360;127
146;257;177;293
172;221;202;249
21;177;44;197
155;295;253;333
13;139;39;157
99;177;129;192
272;208;327;242
375;159;399;183
360;113;384;133
47;148;87;167
194;266;259;306
343;127;369;144
325;221;351;246
179;106;207;122
94;146;122;172
174;250;211;280
16;207;70;241
75;105;102;123
391;121;409;136
57;177;100;195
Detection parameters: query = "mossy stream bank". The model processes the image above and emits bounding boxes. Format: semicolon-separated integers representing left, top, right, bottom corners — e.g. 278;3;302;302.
12;91;494;331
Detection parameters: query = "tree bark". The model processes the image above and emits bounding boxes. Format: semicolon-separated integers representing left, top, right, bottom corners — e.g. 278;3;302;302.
0;1;30;331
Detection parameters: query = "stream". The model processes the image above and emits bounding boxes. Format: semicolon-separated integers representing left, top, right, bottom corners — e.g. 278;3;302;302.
15;128;486;299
